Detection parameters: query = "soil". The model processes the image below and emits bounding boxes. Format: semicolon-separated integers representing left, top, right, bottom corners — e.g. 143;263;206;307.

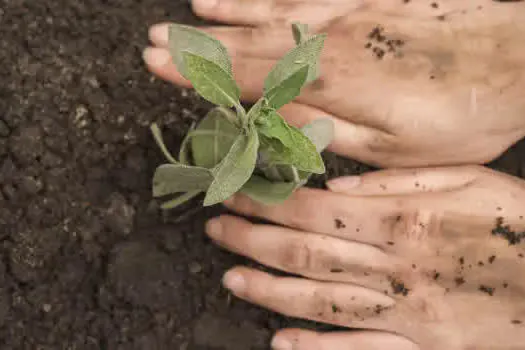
0;0;524;349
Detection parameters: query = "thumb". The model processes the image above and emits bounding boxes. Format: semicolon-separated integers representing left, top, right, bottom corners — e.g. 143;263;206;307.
280;102;393;166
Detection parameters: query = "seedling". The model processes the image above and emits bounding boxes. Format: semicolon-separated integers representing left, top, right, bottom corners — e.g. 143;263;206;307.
151;22;334;209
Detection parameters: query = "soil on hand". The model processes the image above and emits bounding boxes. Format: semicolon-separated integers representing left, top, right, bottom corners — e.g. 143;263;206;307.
1;1;524;349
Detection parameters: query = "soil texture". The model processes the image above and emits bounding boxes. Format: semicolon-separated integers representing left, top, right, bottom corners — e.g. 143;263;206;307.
1;0;524;349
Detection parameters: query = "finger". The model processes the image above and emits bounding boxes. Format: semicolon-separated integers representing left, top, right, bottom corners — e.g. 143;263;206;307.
223;188;402;247
327;166;479;196
222;267;396;328
271;329;419;350
149;23;294;60
142;46;271;102
374;0;462;18
206;215;396;291
191;0;273;26
143;47;190;87
280;103;397;166
190;0;364;28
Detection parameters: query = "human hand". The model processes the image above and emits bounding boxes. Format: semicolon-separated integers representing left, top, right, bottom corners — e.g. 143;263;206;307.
204;165;525;349
144;0;525;167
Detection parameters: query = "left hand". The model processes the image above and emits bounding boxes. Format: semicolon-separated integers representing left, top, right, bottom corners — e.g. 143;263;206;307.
144;0;525;167
205;165;525;350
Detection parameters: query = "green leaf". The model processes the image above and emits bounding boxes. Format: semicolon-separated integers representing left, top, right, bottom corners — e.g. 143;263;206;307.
169;24;233;78
240;175;297;205
292;22;310;45
192;107;241;169
161;190;202;210
265;65;309;109
204;126;259;206
152;164;213;197
264;34;326;93
300;118;335;152
178;122;196;165
257;110;325;174
150;123;179;164
182;52;241;107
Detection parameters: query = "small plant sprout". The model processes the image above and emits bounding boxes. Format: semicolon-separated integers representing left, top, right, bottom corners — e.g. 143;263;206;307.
150;22;334;209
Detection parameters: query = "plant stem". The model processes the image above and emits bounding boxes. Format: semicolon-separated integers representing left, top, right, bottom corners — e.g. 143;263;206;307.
234;102;248;127
217;107;240;127
291;166;300;183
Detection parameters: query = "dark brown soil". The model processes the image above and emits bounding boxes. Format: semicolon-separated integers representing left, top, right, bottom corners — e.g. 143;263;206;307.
1;0;524;349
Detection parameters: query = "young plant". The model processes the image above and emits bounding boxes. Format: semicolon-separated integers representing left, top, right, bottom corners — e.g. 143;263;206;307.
151;22;334;209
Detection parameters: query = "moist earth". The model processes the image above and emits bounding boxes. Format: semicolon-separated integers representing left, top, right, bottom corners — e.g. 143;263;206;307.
1;0;524;349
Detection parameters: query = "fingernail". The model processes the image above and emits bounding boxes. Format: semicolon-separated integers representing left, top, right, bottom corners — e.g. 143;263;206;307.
192;0;218;12
206;218;223;239
142;47;171;67
271;335;293;350
149;23;169;46
327;176;361;192
223;270;246;294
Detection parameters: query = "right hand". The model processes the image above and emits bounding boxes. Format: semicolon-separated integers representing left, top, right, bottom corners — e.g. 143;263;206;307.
144;0;525;167
207;165;525;350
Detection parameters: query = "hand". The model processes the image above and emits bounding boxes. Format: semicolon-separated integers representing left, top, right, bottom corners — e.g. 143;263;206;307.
204;165;525;350
143;0;525;168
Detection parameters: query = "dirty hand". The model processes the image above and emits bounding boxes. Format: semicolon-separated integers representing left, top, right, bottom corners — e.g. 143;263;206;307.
205;165;525;350
144;0;525;167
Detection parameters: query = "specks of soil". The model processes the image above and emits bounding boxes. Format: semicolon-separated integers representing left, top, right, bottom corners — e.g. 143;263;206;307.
330;268;344;273
431;2;439;8
492;217;525;245
455;277;466;286
479;285;495;296
332;304;342;313
459;256;465;265
512;320;523;325
365;26;405;60
387;241;395;246
488;255;496;264
335;219;346;229
390;278;410;296
503;282;509;288
374;304;386;315
433;271;441;280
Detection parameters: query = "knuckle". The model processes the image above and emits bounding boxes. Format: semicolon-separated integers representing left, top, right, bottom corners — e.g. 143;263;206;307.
238;27;257;47
279;238;314;271
390;209;441;243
